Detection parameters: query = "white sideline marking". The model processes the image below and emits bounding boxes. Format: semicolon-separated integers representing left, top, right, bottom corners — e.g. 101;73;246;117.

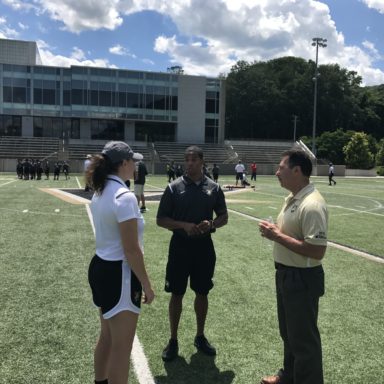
228;209;384;264
327;241;384;264
146;183;164;191
85;203;155;384
328;203;384;218
268;206;278;210
245;206;254;210
0;180;17;187
75;176;82;188
131;336;156;384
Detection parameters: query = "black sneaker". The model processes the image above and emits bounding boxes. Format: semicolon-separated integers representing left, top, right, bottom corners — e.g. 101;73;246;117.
194;335;216;356
162;339;178;362
140;206;147;212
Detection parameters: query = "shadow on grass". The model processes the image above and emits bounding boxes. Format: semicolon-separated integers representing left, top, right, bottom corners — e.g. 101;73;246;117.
155;352;235;384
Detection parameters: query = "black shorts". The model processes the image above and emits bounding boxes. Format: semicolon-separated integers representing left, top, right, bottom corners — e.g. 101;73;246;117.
88;255;142;318
165;234;216;295
236;172;244;180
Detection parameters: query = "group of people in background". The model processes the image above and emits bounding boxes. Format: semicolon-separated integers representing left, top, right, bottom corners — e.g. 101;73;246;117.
84;141;329;384
16;159;70;181
166;161;184;182
234;160;257;186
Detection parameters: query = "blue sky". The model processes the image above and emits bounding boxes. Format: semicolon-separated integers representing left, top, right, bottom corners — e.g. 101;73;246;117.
0;0;383;85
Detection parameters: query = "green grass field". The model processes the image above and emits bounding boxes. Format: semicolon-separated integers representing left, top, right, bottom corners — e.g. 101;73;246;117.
0;173;383;384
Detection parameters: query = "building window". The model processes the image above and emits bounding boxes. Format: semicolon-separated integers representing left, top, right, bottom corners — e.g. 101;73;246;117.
205;91;220;114
0;115;22;136
205;118;219;143
90;119;124;140
71;119;80;139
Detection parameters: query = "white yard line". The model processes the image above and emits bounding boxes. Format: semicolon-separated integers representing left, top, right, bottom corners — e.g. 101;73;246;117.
228;208;384;264
0;180;18;187
85;200;155;384
329;203;384;218
145;183;165;191
75;176;82;188
327;241;384;264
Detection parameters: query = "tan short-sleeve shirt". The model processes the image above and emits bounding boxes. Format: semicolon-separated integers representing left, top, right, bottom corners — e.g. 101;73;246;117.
273;183;328;268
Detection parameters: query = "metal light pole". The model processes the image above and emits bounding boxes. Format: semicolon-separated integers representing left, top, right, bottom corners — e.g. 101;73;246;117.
292;115;298;142
311;37;327;156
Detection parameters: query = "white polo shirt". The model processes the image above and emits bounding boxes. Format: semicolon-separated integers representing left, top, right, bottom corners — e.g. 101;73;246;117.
90;175;144;261
273;183;328;268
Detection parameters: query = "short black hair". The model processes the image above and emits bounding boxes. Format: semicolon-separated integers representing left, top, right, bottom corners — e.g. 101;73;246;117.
281;149;312;177
185;145;204;159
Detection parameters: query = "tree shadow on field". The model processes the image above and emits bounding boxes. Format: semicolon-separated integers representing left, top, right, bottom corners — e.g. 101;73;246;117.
155;352;235;384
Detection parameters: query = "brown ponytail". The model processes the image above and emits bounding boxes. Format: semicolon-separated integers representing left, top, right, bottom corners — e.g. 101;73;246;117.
85;154;121;194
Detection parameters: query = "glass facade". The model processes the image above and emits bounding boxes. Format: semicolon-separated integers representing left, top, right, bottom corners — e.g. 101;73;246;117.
1;60;223;143
205;79;221;143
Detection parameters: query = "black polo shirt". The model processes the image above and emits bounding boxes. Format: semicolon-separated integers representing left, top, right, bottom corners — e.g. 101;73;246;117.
157;175;227;238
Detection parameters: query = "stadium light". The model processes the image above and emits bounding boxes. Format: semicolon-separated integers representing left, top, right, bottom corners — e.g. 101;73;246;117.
311;37;327;156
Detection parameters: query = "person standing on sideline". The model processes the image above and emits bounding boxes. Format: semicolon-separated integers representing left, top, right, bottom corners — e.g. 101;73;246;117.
258;149;328;384
84;154;92;191
62;161;70;180
250;162;257;181
53;162;60;180
157;145;228;362
44;161;50;180
86;141;154;384
328;163;336;186
212;163;220;183
235;160;245;186
134;159;148;213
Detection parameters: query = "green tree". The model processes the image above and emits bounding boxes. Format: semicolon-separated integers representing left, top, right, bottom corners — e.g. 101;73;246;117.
316;129;354;164
376;138;384;166
343;132;375;169
225;57;383;141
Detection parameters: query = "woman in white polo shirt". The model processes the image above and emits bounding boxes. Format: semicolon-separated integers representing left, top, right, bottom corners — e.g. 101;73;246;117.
86;141;155;384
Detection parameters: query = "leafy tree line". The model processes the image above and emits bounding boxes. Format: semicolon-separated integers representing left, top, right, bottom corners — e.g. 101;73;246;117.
225;57;384;142
301;130;384;169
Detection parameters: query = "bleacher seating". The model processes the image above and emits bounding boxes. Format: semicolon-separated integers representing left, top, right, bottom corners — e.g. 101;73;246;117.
154;142;234;165
154;141;295;165
232;143;294;164
0;136;295;166
0;136;60;160
67;142;153;162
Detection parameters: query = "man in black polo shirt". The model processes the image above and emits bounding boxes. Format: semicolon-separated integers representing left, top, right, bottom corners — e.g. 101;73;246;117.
157;145;228;362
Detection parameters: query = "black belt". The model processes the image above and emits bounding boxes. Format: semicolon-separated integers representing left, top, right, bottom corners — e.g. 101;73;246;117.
274;262;322;271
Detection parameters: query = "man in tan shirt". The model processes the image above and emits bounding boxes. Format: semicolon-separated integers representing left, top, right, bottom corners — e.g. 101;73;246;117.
259;149;328;384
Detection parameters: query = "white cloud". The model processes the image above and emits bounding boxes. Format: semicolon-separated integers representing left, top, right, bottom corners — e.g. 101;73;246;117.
37;40;117;68
0;16;19;38
109;44;137;58
361;0;384;13
3;0;384;84
2;0;37;12
18;22;29;30
362;40;380;58
71;46;86;61
37;0;123;33
142;58;155;65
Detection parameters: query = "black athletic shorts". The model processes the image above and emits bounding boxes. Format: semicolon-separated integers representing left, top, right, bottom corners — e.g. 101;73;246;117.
165;234;216;295
88;255;142;318
236;172;244;180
